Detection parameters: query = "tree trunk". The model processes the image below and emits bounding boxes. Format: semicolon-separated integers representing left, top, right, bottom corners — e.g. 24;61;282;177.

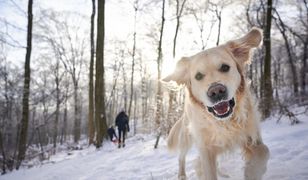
141;66;147;125
0;130;6;174
36;128;44;160
88;0;96;145
16;0;33;169
262;0;273;119
128;1;138;118
168;0;187;131
154;132;161;149
95;0;108;148
301;0;308;95
172;0;187;58
73;82;81;143
154;0;166;149
122;61;128;112
133;91;137;135
106;60;121;124
62;91;68;144
302;36;307;95
53;67;60;148
155;0;165;128
216;10;222;46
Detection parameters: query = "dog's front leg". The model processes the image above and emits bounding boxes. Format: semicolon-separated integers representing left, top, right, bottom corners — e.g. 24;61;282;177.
177;124;192;180
243;142;269;180
178;150;188;180
196;149;217;180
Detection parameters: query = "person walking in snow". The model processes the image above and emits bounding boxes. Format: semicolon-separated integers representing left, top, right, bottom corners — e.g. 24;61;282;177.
107;125;118;143
115;110;130;148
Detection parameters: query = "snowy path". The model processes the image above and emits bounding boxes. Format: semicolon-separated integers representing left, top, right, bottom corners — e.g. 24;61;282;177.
2;110;308;180
2;135;185;180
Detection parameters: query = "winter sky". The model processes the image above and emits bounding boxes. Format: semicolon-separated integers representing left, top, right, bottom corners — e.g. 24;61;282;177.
1;0;243;77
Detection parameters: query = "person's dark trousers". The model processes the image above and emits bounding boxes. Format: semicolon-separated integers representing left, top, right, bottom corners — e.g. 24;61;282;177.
118;129;126;148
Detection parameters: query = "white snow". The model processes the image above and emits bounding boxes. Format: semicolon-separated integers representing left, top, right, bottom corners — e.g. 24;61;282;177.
2;107;308;180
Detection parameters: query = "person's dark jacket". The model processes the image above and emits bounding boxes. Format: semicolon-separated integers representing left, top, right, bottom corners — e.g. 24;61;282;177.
115;111;130;131
107;127;117;139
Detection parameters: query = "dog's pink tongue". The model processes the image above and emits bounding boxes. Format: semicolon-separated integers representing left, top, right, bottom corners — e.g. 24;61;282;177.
213;101;229;115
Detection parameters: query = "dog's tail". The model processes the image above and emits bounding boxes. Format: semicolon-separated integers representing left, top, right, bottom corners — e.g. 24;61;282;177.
167;118;182;152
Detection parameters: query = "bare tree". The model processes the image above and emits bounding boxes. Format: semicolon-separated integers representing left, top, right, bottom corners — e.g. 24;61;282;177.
262;0;273;118
273;8;299;95
167;0;187;135
154;0;166;149
172;0;187;58
51;56;61;149
35;10;88;144
63;28;85;144
61;79;70;144
187;0;213;50
299;0;308;96
128;0;139;118
0;130;6;174
95;0;108;148
121;57;128;112
16;0;33;169
209;0;232;46
88;0;96;145
284;0;308;96
106;53;121;124
138;61;149;126
243;0;267;100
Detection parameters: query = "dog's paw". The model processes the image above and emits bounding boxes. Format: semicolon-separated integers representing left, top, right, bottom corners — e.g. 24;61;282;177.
253;144;270;162
244;144;269;180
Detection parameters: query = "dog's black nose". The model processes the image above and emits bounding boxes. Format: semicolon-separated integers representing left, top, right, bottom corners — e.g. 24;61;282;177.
207;83;228;103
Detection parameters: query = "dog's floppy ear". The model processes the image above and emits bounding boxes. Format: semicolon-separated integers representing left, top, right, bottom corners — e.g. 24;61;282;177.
162;57;190;85
226;27;262;66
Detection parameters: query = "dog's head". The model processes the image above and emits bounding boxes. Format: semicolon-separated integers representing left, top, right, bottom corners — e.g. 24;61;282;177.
163;28;262;120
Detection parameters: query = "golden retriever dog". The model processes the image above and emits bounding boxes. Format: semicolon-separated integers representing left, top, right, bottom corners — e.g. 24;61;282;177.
163;28;269;180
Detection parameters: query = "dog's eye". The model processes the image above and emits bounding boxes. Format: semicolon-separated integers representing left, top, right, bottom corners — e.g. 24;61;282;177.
195;72;204;80
220;64;230;72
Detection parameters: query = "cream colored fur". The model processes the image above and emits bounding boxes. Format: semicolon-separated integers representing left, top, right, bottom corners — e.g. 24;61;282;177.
163;28;269;180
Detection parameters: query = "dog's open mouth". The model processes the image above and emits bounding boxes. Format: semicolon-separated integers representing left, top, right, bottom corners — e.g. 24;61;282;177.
207;98;235;119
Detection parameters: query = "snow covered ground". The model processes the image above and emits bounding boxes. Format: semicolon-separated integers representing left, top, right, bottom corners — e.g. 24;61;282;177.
2;107;308;180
